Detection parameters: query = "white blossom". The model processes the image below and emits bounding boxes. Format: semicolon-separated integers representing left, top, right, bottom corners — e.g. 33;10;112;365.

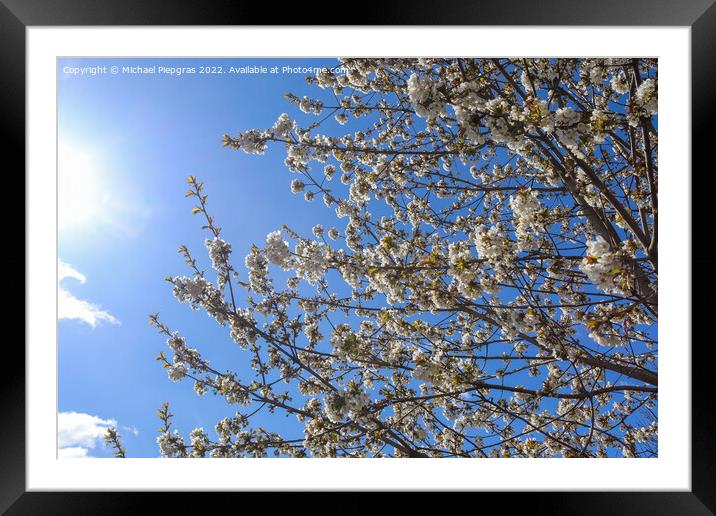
265;231;291;269
634;78;657;115
272;113;294;137
290;179;305;193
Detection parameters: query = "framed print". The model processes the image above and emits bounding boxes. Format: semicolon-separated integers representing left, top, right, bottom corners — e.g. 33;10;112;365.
4;0;715;512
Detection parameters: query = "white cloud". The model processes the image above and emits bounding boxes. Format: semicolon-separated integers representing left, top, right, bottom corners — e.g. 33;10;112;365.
59;260;86;283
57;446;89;458
123;425;140;437
58;411;117;458
58;260;119;327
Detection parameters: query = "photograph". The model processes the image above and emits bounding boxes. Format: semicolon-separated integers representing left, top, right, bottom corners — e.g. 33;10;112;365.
56;57;659;459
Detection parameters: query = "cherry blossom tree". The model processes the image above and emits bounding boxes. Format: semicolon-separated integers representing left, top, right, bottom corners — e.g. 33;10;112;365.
149;58;658;458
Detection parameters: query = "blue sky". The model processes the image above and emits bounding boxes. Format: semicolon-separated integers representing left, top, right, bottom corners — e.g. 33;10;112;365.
57;58;657;458
57;58;343;457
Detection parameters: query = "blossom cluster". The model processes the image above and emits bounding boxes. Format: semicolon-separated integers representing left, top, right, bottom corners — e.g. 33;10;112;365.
153;58;658;459
580;236;631;296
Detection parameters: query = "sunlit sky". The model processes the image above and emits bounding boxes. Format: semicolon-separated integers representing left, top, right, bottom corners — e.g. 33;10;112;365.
58;57;341;457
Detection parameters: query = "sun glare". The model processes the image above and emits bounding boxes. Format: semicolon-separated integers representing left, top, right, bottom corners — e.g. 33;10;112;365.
58;143;102;230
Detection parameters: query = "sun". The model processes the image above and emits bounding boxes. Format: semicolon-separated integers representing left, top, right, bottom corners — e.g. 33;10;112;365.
58;142;102;230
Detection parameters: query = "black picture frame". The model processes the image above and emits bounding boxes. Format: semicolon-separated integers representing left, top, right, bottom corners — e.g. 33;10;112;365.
4;0;714;512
